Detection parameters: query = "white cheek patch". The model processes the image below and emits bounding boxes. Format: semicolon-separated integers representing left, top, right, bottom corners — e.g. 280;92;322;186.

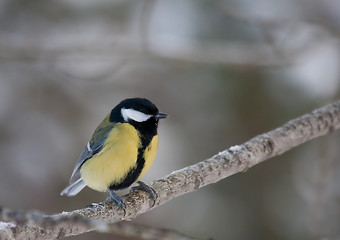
121;108;152;122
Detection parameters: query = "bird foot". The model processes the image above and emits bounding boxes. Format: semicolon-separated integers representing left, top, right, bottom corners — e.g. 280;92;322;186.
130;181;157;207
106;189;126;215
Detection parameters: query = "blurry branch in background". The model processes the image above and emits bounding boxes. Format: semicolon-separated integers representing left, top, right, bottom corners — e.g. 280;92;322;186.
220;6;338;59
1;100;340;239
105;221;197;240
1;2;339;84
1;7;338;83
1;2;339;72
0;39;286;66
1;15;336;73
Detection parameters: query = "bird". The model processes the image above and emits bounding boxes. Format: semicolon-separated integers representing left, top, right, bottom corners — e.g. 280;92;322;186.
60;98;167;211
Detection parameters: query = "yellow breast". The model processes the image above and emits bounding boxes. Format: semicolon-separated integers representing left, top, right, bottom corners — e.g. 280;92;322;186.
80;123;141;192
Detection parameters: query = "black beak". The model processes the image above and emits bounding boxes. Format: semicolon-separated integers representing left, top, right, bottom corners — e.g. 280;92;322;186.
155;112;168;119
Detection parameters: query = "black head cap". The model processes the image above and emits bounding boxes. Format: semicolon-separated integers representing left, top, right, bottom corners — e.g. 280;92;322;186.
109;98;166;123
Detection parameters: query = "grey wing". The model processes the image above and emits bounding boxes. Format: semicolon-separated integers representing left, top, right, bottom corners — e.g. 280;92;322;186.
69;138;106;184
60;139;106;196
61;122;115;196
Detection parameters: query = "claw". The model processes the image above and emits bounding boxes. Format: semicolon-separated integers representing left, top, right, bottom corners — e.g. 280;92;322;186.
131;181;157;207
106;189;126;215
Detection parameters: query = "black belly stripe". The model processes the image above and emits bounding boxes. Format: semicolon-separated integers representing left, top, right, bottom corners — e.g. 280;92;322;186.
108;145;147;190
108;120;157;190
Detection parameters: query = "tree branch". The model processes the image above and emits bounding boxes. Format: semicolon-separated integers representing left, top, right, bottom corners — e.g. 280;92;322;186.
0;207;196;240
1;100;340;239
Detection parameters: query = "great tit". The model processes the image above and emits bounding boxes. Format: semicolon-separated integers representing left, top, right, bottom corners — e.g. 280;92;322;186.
61;98;167;210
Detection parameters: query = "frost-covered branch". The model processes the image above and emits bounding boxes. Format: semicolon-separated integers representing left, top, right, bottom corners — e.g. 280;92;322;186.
1;100;340;239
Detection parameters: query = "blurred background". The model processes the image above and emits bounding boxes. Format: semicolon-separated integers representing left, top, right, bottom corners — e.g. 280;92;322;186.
1;0;340;239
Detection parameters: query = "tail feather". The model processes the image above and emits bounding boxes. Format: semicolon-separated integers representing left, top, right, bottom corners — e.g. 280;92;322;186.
60;178;86;196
